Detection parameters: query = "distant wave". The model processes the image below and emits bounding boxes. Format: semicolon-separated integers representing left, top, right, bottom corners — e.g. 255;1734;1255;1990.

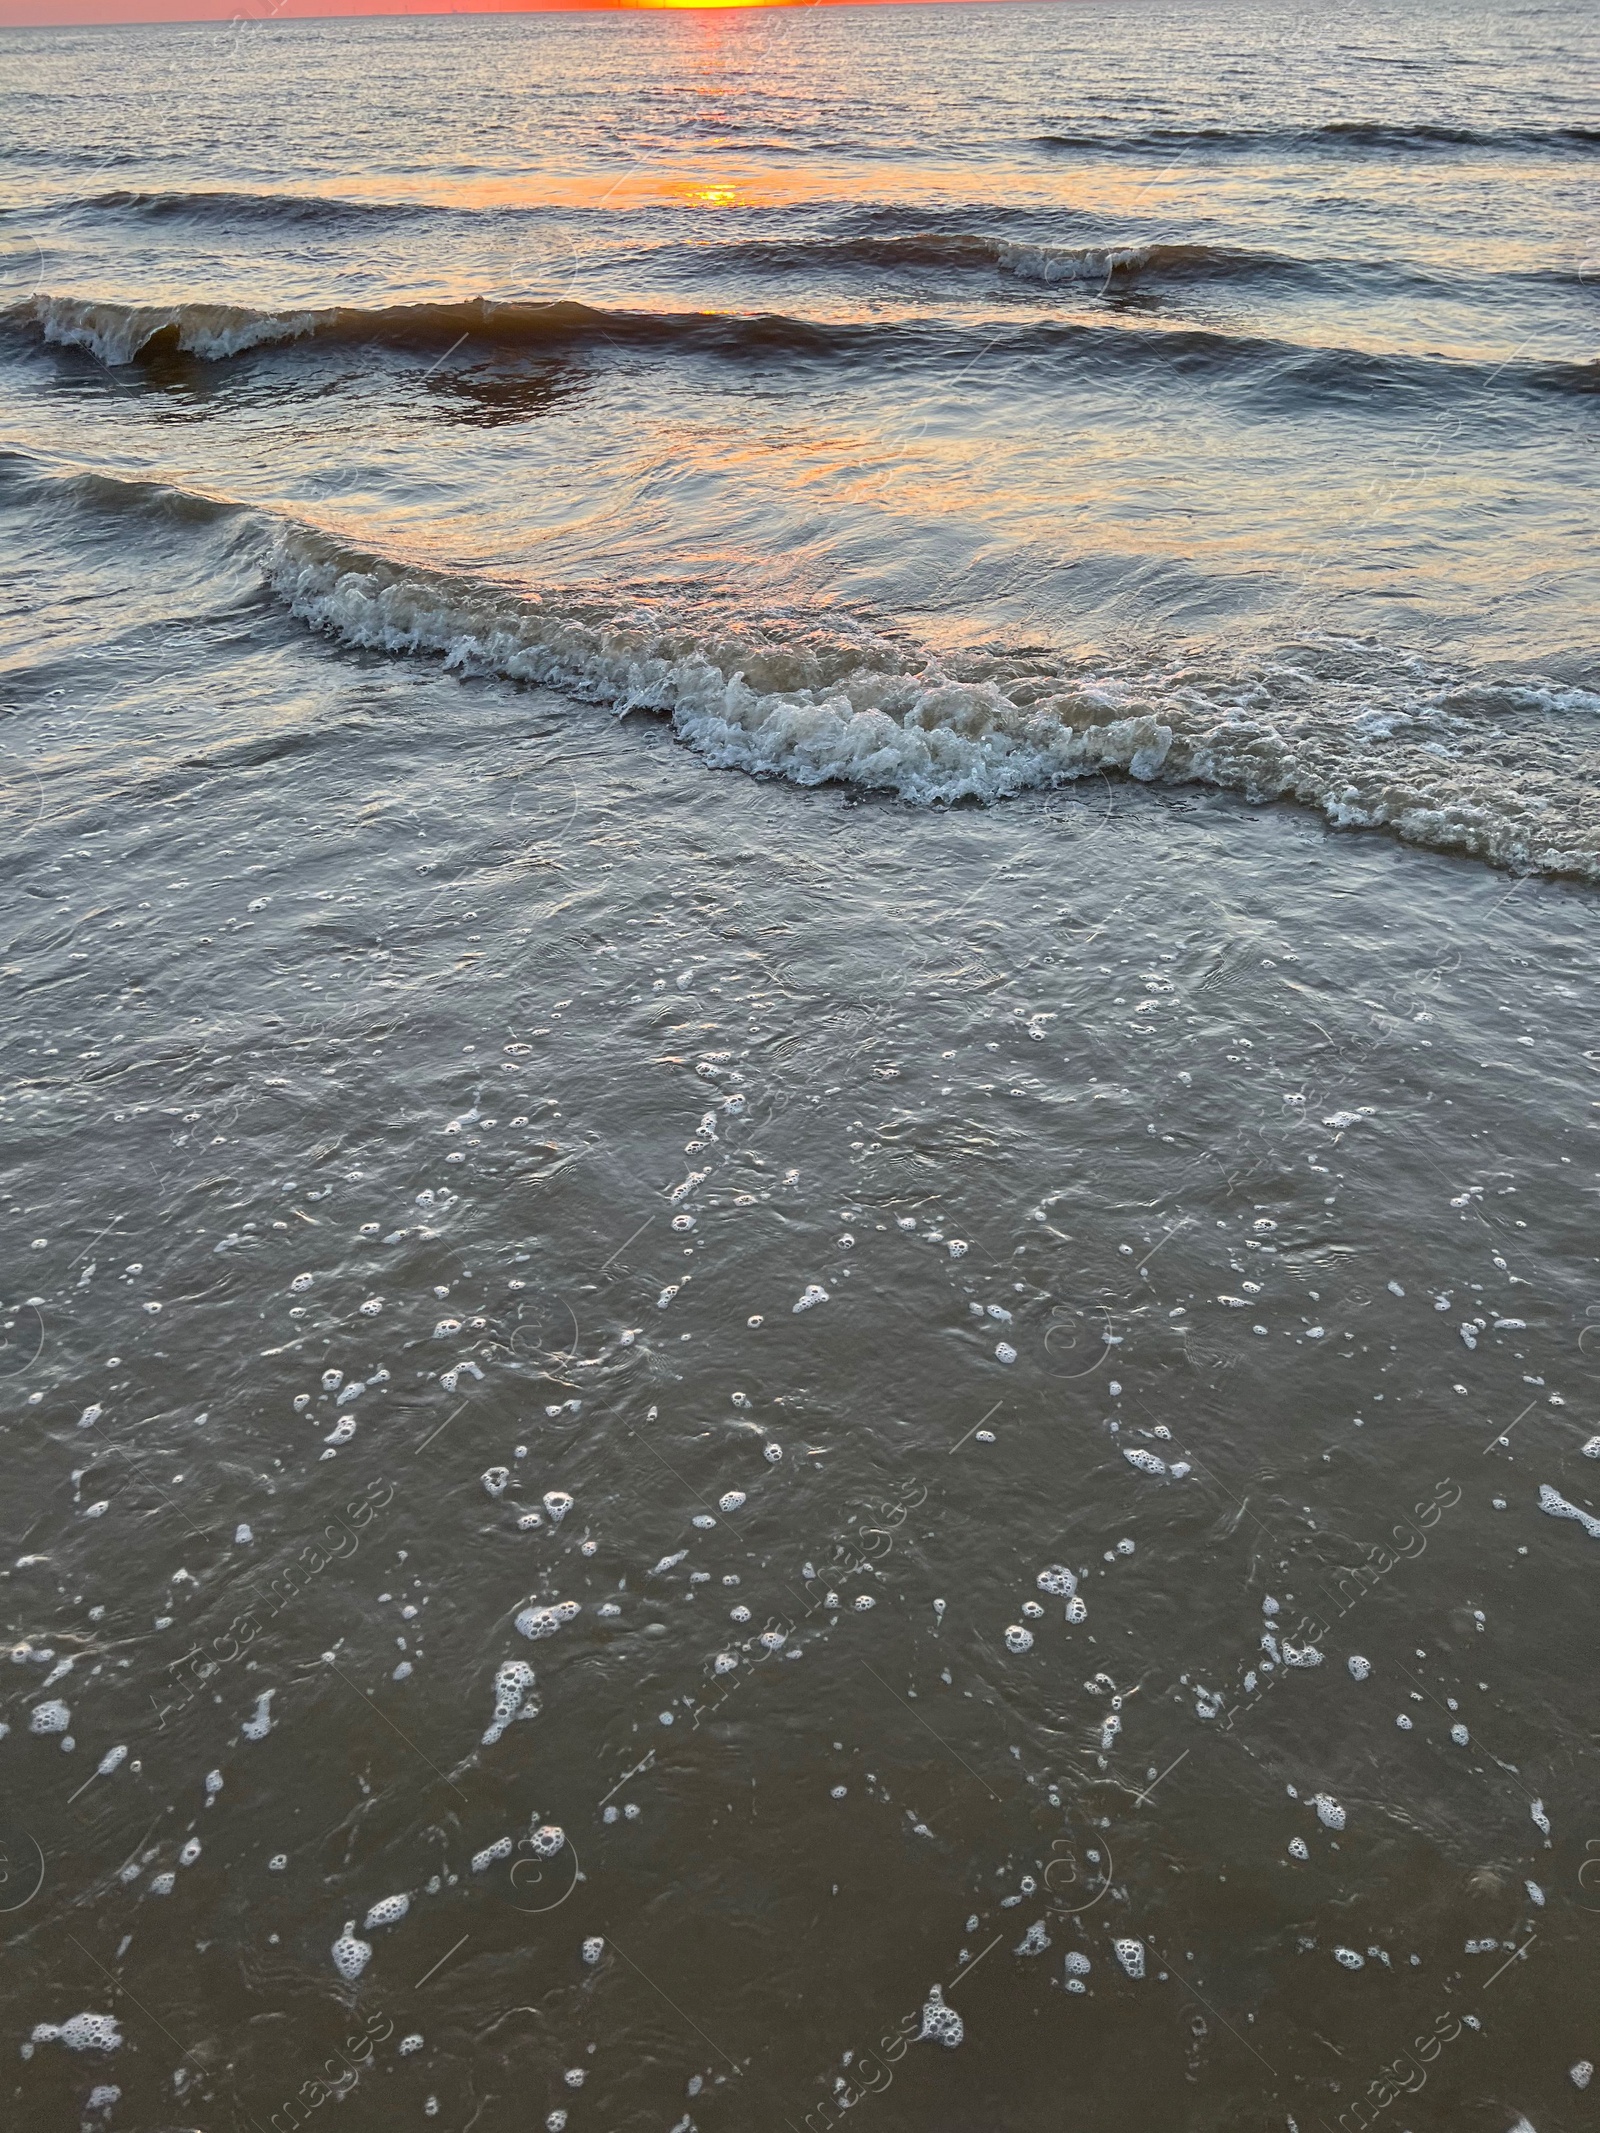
12;290;1596;405
705;230;1316;287
77;187;439;229
5;449;1594;879
1035;120;1600;156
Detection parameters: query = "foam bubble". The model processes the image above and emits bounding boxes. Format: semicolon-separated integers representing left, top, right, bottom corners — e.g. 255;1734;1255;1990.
241;1690;275;1741
29;1699;70;1734
1113;1939;1145;1980
331;1924;372;1980
1004;1625;1035;1653
516;1606;564;1641
31;2014;122;2053
1538;1483;1600;1538
916;1985;964;2047
484;1659;539;1745
364;1894;410;1929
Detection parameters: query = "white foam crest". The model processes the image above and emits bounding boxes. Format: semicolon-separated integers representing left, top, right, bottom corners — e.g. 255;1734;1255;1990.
267;536;1600;875
27;293;319;367
270;537;1174;807
993;237;1160;284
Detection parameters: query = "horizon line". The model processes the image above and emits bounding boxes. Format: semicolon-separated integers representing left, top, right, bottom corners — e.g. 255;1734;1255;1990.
0;0;1057;27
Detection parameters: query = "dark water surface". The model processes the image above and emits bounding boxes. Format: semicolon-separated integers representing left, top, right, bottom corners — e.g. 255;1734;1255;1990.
1;4;1598;2131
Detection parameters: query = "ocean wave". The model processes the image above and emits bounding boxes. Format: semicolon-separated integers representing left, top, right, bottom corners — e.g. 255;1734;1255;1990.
7;449;1593;878
1035;120;1600;156
13;290;1596;404
78;187;437;229
11;291;851;368
708;230;1310;287
263;527;1600;879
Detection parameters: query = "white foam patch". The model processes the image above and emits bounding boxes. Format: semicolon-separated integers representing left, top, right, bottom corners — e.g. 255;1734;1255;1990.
31;2014;122;2053
516;1603;577;1640
241;1689;276;1741
917;1985;964;2047
1538;1483;1600;1538
331;1924;372;1980
483;1659;539;1745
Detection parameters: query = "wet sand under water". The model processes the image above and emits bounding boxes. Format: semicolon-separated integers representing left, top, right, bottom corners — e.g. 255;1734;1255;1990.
3;572;1598;2131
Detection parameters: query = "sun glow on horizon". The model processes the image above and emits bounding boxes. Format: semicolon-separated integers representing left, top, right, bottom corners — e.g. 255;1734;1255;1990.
622;0;799;10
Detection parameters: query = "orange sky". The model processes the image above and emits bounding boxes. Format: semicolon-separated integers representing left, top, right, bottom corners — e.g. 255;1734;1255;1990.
0;0;988;23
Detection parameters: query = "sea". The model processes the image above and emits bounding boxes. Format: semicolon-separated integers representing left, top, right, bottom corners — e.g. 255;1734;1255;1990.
0;2;1597;2128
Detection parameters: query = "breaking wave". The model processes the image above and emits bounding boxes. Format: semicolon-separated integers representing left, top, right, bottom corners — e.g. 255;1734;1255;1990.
12;291;1596;404
267;525;1600;879
6;451;1596;880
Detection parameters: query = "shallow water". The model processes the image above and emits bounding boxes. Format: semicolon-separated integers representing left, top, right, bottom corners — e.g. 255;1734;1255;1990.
1;5;1598;2131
